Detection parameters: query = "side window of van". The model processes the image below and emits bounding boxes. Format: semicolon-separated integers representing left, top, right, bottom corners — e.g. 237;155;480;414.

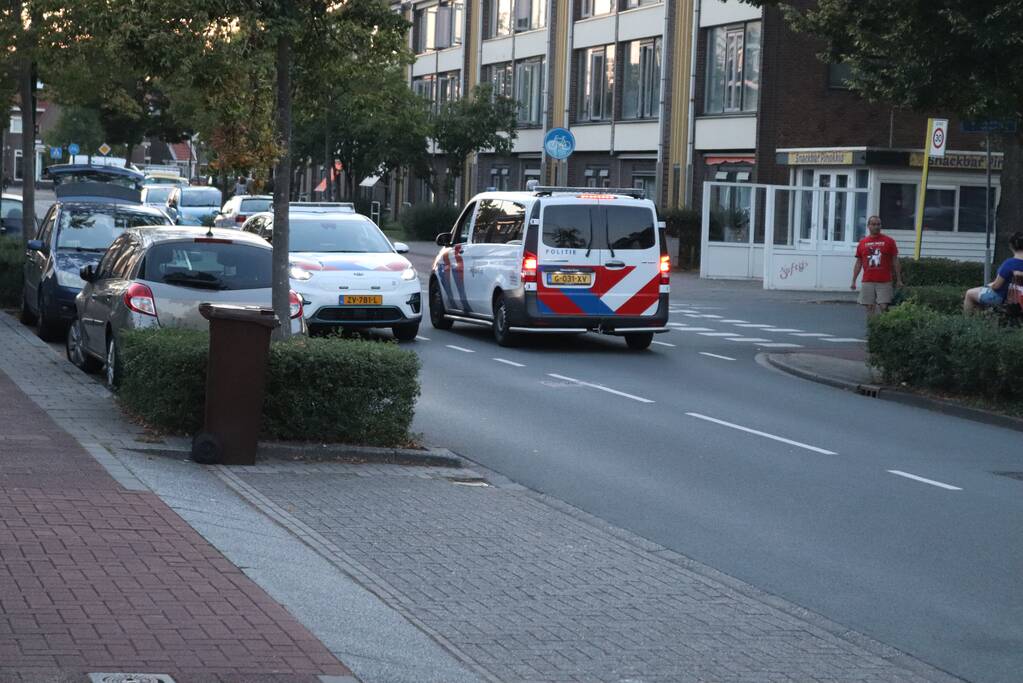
452;202;476;244
491;201;525;244
472;200;502;243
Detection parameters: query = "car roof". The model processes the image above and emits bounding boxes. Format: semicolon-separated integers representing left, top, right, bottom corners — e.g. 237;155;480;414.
57;201;168;215
45;164;145;181
123;226;272;248
235;194;273;200
255;210;373;222
1;193;21;201
469;188;654;207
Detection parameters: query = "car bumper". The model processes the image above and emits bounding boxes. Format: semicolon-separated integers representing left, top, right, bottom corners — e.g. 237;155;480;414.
502;290;670;332
51;285;81;323
296;283;422;328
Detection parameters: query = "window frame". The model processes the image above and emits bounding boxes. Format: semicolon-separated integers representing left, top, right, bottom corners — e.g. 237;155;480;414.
515;58;545;126
576;45;615;122
622;37;661;120
705;21;761;115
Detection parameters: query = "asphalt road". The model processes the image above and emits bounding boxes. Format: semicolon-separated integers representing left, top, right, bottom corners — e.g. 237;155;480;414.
404;247;1023;683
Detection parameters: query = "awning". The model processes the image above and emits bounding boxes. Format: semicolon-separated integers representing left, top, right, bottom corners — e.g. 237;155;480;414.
704;155;755;166
359;175;381;188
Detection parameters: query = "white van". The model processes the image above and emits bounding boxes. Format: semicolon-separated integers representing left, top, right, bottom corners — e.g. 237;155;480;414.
429;186;670;349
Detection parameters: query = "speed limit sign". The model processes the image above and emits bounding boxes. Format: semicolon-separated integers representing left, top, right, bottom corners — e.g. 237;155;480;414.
928;119;949;158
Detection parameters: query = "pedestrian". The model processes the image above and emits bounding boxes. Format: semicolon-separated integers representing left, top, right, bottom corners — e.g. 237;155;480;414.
233;175;248;197
851;215;903;317
963;231;1023;313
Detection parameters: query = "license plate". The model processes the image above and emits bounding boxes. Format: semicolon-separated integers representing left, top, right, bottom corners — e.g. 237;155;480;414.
548;272;592;286
341;295;382;305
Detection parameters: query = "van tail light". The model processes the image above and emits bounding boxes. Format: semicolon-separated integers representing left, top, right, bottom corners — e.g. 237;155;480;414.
659;255;671;284
235;214;247;223
289;289;303;319
521;251;538;284
124;283;158;317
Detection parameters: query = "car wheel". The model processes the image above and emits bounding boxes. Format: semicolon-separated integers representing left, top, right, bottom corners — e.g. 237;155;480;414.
624;332;654;350
429;278;453;330
392;322;420;342
104;335;119;389
492;294;519;347
36;290;62;342
18;287;36;325
66;318;101;373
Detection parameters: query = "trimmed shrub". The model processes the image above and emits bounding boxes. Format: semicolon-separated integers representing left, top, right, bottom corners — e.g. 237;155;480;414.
0;236;23;308
118;329;420;446
401;203;461;241
661;208;701;270
901;257;983;287
899;285;965;315
868;303;1023;401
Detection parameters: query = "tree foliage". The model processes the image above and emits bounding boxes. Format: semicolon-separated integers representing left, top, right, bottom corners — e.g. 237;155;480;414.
43;106;104;155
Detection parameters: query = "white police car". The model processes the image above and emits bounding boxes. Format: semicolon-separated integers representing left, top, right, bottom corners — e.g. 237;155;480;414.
429;186;670;349
243;204;422;340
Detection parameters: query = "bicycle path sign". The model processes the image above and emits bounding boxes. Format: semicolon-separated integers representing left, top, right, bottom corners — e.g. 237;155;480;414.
544;128;575;160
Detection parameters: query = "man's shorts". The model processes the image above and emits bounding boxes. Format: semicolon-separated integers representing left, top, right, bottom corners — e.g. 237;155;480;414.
859;281;894;305
978;286;1005;306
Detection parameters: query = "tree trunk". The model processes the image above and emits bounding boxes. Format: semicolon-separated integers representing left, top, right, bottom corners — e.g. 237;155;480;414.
995;132;1022;265
271;27;293;340
19;58;36;243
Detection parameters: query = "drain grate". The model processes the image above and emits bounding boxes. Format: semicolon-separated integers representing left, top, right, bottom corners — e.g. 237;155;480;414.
994;471;1023;481
447;476;490;487
89;675;176;683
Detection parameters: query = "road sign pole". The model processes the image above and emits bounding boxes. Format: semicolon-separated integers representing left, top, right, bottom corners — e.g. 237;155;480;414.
913;118;935;260
984;131;993;284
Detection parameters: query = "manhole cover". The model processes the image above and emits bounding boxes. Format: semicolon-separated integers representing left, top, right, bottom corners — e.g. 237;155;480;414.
447;476;490;487
994;472;1023;481
89;675;176;683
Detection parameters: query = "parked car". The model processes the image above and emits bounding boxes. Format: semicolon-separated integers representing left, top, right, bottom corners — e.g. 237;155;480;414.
215;194;272;228
241;205;421;341
20;197;171;340
143;172;189;187
1;193;28;238
140;185;174;211
164;186;223;226
429;187;670;349
68;227;306;386
44;163;145;192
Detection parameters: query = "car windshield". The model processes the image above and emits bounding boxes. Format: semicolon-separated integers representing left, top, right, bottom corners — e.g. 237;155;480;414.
1;199;22;220
141;241;272;290
56;208;168;251
145;176;183;185
142;187;172;204
240;198;272;213
180;189;222;207
289;217;392;253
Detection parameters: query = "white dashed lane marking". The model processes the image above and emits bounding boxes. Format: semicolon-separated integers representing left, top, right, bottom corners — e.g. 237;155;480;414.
493;358;525;367
790;333;833;338
416;335;431;341
767;328;803;333
445;345;475;353
733;323;775;328
668;326;715;332
888;470;962;491
824;338;866;343
725;337;772;343
757;343;804;348
699;332;744;337
652;341;676;347
700;352;736;361
720;319;749;323
547;373;655;404
686;412;837;455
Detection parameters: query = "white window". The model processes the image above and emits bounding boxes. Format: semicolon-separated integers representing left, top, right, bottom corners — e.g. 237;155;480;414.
485;62;514;99
576;45;614;122
437;71;461;106
580;0;612;18
706;21;761;114
10;115;22;135
515;59;544;126
514;0;546;31
632;173;656;199
434;1;464;49
13;149;23;181
622;38;661;120
491;0;512;37
625;0;661;8
879;181;998;233
489;167;510;191
412;75;437;107
414;7;437;53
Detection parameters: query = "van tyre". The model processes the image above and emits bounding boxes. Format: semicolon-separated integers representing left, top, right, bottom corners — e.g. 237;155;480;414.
624;332;654;350
67;318;101;373
19;288;37;325
36;290;62;342
393;322;420;342
492;294;519;347
429;278;453;330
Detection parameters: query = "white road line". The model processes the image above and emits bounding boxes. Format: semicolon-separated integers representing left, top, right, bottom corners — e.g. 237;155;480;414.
669;326;715;332
445;344;475;353
652;341;676;347
887;470;962;491
548;373;655;404
790;332;833;337
768;328;803;333
823;337;866;343
757;343;804;348
725;337;772;343
697;314;724;318
683;314;704;318
686;412;837;455
699;352;736;361
733;323;775;328
493;357;525;367
415;335;431;341
720;319;749;323
699;332;742;337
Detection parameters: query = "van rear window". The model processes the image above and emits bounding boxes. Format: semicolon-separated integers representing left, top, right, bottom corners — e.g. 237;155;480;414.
541;205;655;250
606;205;655;250
542;205;591;249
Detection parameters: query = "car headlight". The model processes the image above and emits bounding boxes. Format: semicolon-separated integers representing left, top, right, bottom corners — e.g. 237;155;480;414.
401;267;418;281
290;266;313;281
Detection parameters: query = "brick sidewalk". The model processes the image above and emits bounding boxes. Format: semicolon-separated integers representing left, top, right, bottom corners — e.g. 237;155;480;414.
0;370;353;682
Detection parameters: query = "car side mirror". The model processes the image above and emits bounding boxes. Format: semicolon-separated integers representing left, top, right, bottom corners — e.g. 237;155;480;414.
436;233;451;247
393;241;410;254
27;239;45;252
80;264;96;282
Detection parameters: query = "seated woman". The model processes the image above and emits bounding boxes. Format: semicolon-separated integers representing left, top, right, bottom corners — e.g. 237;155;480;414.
964;231;1023;313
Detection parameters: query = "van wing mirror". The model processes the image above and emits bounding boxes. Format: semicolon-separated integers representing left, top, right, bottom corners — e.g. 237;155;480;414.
435;233;451;247
393;241;410;254
26;239;45;252
79;264;96;282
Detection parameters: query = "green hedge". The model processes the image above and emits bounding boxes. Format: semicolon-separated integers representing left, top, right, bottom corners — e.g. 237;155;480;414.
901;257;983;287
897;285;964;315
868;303;1023;401
119;328;420;446
661;208;701;270
0;236;23;308
401;203;461;241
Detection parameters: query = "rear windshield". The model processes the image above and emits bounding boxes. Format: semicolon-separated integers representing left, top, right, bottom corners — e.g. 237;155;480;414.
143;187;172;203
541;204;655;250
56;208;168;250
181;189;222;207
289;217;392;253
240;198;272;213
141;241;272;290
1;199;22;220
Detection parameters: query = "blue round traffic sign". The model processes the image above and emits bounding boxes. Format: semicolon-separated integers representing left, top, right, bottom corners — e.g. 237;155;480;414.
67;143;80;156
544;128;575;160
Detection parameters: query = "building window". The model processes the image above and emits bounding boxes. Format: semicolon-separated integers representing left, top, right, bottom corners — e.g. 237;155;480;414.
828;62;854;90
580;0;612;18
413;7;436;53
415;2;463;52
515;59;544;126
412;75;437;107
706;21;761;114
879;182;997;233
9;115;21;135
483;62;514;99
625;0;661;8
489;167;510;191
632;173;656;199
576;45;615;122
491;0;513;37
958;186;997;233
514;0;546;31
584;167;610;188
523;167;540;190
622;38;661;120
13;150;23;181
437;71;461;106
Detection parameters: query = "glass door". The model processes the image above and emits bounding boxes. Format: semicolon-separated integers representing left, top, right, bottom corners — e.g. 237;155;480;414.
813;170;855;248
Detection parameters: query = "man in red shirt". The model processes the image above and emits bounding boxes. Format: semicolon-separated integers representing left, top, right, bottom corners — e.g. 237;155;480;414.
852;215;903;316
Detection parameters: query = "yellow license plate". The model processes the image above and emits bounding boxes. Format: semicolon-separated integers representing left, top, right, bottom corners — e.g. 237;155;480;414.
549;272;592;286
342;295;383;305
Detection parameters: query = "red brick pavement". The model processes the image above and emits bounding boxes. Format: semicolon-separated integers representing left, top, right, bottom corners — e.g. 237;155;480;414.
0;370;354;682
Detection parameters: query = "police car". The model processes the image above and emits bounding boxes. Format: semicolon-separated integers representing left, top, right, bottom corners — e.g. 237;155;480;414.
429;186;670;349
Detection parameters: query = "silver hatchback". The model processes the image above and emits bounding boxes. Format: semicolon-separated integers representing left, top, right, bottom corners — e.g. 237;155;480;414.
67;226;306;386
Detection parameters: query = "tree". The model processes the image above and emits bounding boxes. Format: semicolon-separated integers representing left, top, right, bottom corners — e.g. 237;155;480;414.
430;84;518;204
743;0;1023;262
43;106;104;156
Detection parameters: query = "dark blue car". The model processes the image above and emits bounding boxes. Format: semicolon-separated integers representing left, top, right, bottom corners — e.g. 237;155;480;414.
19;185;171;340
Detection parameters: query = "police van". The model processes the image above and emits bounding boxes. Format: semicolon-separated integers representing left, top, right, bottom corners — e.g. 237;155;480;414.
429;186;670;349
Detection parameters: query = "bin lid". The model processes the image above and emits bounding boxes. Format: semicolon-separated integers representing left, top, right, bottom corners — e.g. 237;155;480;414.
198;303;281;328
